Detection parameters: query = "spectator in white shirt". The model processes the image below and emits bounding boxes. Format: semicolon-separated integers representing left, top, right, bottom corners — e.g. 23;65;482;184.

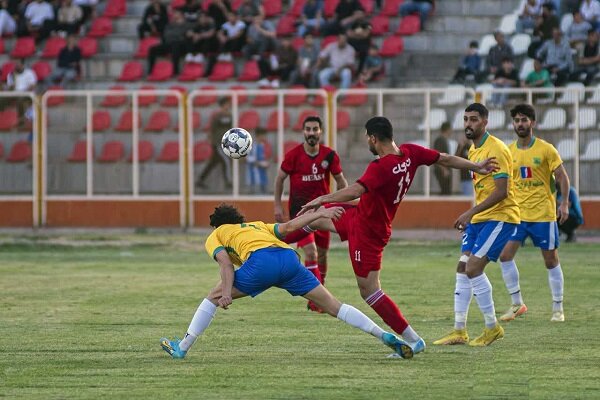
580;0;600;30
217;12;246;60
56;0;83;35
516;0;542;33
24;0;55;42
73;0;97;24
316;33;356;90
5;59;37;128
0;0;16;36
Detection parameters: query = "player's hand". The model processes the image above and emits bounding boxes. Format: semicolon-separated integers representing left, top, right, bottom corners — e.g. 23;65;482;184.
318;206;345;221
298;197;324;216
474;157;499;175
557;203;569;225
454;211;473;231
218;295;232;309
274;204;285;223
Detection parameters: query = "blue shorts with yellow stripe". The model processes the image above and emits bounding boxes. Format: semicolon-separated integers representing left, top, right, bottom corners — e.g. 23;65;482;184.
233;247;320;297
509;221;559;250
461;221;518;262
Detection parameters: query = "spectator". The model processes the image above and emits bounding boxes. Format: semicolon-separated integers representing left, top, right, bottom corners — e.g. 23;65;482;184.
523;58;553;102
138;0;168;39
556;184;584;242
516;0;542;33
147;10;193;75
528;3;559;57
570;29;600;86
195;97;232;190
73;0;97;25
217;12;246;60
5;59;37;128
243;13;276;59
257;36;298;87
207;0;232;30
490;57;519;107
399;0;434;31
566;11;592;50
536;28;574;86
358;44;383;84
237;0;263;26
184;12;218;75
56;0;83;36
455;136;473;196
324;0;363;35
178;0;201;23
297;0;324;37
23;0;55;42
580;0;600;30
484;31;514;79
245;128;270;194
346;17;371;73
433;122;453;195
290;32;319;87
0;0;17;36
451;40;481;84
315;33;355;90
46;34;81;87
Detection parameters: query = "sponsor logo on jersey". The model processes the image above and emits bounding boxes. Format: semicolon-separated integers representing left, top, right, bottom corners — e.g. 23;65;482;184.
533;157;541;166
302;174;325;182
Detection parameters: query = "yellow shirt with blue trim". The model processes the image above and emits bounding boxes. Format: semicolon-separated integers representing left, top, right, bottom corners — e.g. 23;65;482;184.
508;136;563;222
469;132;520;224
204;221;292;266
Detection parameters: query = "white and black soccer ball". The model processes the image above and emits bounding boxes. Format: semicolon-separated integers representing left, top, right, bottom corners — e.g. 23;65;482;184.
221;127;253;159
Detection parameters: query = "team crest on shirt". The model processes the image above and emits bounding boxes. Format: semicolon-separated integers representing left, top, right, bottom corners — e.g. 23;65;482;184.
533;157;541;166
321;160;329;169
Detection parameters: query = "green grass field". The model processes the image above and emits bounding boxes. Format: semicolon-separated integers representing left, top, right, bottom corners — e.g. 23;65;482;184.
1;234;599;399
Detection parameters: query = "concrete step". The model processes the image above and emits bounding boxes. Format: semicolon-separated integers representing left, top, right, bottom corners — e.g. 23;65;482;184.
434;0;522;17
426;15;501;34
402;32;483;54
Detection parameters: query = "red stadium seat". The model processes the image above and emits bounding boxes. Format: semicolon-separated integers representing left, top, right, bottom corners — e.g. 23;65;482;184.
207;61;234;81
276;15;296;36
239;110;261;131
284;86;308;106
381;0;403;16
370;15;390;36
117;61;144;82
170;0;186;9
87;17;113;38
0;39;4;54
291;37;304;51
323;0;339;18
103;0;127;18
320;35;337;49
98;140;124;162
192;85;217;106
68;140;91;162
127;140;154;162
175;111;201;131
0;142;3;159
289;0;306;17
293;109;320;130
336;109;351;130
229;85;248;105
10;37;35;58
341;84;368;106
41;37;66;58
31;61;52;81
138;85;158;106
266;110;290;131
7;141;31;162
238;60;260;81
100;85;127;107
1;61;15;82
144;110;171;132
396;14;420;36
134;37;160;58
283;140;298;155
91;110;112;132
46;86;65;107
178;62;204;81
161;85;186;106
251;90;277;106
193;140;213;162
157;141;179;162
359;0;374;14
148;60;173;81
263;1;282;17
78;37;98;58
379;36;404;57
0;109;18;131
115;110;141;132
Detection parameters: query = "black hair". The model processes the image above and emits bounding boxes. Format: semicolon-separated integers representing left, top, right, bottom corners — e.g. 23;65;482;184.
365;116;393;141
209;204;245;227
469;40;479;48
510;103;536;121
441;121;451;131
464;103;489;119
303;115;323;129
218;97;231;106
501;57;513;63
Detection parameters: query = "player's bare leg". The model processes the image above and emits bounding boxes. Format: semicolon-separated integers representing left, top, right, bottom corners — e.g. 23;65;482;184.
498;241;527;321
541;249;564;321
301;241;324;312
317;245;328;284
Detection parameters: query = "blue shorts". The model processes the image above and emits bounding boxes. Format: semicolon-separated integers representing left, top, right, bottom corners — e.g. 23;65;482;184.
233;247;320;297
461;221;518;262
509;221;559;250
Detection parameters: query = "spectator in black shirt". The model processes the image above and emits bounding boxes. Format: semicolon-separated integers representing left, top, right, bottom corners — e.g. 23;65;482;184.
178;0;201;23
138;0;168;39
490;57;519;107
571;29;600;86
185;12;218;75
207;0;232;30
147;10;194;75
528;3;559;58
46;34;81;87
324;0;364;35
346;18;372;73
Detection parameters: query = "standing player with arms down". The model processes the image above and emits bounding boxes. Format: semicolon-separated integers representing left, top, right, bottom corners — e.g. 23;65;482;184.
434;103;520;347
497;103;570;323
274;115;348;312
285;116;498;355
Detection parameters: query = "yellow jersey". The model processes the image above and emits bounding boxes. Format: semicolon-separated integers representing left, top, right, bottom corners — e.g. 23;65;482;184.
508;136;563;222
204;221;292;266
469;132;521;224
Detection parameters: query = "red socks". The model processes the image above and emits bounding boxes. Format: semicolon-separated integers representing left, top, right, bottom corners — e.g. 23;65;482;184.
305;261;323;284
366;289;409;335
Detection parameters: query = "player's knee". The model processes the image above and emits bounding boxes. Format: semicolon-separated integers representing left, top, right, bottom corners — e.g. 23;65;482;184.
317;253;327;266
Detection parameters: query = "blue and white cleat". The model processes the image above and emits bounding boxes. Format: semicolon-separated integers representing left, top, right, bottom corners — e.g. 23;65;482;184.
160;337;187;359
411;338;426;355
382;332;414;359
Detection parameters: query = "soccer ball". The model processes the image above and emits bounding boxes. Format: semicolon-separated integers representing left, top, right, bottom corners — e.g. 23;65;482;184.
221;127;253;159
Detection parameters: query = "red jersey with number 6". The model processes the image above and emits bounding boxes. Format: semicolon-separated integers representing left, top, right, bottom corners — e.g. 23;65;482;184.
356;144;440;244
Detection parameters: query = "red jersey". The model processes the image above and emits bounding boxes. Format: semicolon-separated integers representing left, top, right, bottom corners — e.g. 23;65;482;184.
281;144;343;218
356;144;440;244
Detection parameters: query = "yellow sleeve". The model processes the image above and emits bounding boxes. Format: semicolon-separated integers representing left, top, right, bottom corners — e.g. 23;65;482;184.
547;144;563;173
492;145;511;180
205;229;225;260
264;223;284;240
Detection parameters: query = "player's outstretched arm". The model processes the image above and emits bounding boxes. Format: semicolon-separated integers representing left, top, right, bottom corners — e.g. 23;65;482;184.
436;153;498;175
299;183;365;214
273;169;289;223
278;206;345;236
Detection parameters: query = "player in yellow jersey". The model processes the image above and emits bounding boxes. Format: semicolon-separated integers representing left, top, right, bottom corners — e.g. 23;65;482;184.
434;103;520;347
498;104;570;323
160;204;414;360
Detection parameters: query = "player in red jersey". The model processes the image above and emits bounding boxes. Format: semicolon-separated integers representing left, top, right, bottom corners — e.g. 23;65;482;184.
274;115;348;312
285;116;498;355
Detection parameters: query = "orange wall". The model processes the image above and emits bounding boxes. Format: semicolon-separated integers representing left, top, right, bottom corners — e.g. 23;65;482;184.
0;201;33;226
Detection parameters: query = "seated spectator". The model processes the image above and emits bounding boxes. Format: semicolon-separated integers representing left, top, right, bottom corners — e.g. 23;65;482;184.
0;0;17;37
523;58;553;101
358;44;383;84
346;17;371;73
297;0;324;37
184;12;218;74
315;33;356;90
580;0;600;30
290;33;319;87
147;10;194;75
490;57;519;107
556;184;584;242
483;31;514;80
56;0;83;36
178;0;201;23
324;0;364;35
257;36;298;87
570;29;600;86
207;0;232;29
245;128;270;194
217;12;246;60
23;0;55;42
516;0;542;33
528;3;559;58
5;59;37;127
451;40;481;84
46;34;80;87
237;0;263;26
138;0;168;39
73;0;97;25
399;0;434;31
243;13;275;59
567;11;592;51
536;28;574;86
